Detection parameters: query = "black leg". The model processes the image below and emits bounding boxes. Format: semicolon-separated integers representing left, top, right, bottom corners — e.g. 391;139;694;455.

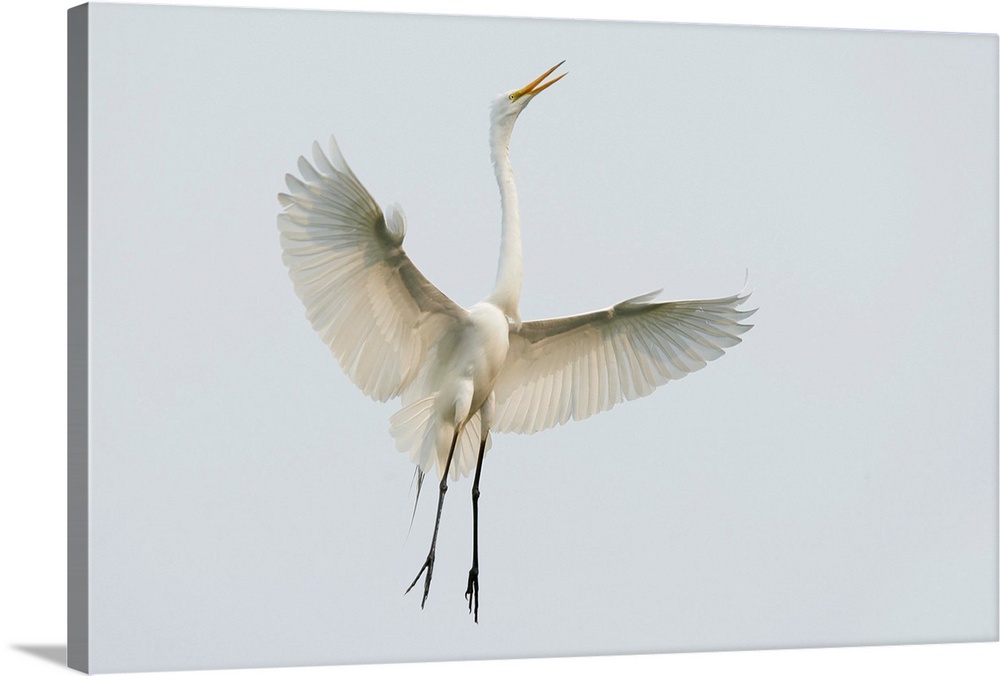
405;429;460;608
465;435;488;622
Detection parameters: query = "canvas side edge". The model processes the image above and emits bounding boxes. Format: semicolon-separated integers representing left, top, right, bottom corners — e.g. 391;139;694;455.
68;3;90;673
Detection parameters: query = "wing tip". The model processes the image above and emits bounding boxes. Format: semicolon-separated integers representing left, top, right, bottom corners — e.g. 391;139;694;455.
324;135;349;173
738;268;755;299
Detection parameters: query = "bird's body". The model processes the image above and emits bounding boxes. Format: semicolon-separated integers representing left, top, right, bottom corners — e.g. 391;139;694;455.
278;62;754;621
392;300;508;476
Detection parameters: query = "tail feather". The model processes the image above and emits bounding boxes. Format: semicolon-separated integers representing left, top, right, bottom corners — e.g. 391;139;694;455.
390;396;493;481
390;396;441;475
455;413;492;480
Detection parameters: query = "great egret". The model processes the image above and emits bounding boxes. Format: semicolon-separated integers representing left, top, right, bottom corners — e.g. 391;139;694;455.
277;61;754;622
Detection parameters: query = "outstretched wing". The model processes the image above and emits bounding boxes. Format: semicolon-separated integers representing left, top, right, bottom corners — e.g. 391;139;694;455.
493;285;754;434
278;136;466;402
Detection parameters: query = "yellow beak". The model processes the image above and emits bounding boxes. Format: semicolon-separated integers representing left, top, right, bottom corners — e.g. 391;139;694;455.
513;61;567;100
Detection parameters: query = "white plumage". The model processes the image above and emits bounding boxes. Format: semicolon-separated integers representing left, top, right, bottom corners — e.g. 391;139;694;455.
494;287;753;434
277;62;754;620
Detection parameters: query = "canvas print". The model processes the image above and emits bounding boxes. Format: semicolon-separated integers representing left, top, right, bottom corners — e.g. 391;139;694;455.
68;3;998;673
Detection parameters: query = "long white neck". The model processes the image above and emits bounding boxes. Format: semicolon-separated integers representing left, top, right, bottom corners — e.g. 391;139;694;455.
487;117;523;327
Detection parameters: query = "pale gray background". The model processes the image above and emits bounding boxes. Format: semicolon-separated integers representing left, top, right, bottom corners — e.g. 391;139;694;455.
84;3;997;672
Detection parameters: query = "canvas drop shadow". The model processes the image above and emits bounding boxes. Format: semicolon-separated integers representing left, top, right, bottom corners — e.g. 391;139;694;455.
12;644;67;668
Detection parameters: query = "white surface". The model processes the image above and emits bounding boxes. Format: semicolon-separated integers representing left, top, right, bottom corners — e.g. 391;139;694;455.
1;2;998;676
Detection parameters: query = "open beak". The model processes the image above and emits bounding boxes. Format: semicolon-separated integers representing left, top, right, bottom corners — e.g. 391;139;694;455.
514;61;567;99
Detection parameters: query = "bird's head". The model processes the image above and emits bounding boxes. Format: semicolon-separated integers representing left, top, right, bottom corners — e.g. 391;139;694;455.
490;61;566;128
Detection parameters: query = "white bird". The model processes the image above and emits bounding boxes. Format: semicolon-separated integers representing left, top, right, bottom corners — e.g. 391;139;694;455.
277;62;754;622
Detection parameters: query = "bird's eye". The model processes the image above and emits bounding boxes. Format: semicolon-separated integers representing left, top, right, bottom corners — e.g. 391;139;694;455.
508;94;515;101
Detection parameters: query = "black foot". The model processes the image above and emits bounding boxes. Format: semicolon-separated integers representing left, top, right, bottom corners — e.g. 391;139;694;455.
405;554;435;608
465;567;479;622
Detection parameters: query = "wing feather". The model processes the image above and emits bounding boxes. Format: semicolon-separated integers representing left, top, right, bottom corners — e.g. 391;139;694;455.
278;136;465;402
494;286;754;434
